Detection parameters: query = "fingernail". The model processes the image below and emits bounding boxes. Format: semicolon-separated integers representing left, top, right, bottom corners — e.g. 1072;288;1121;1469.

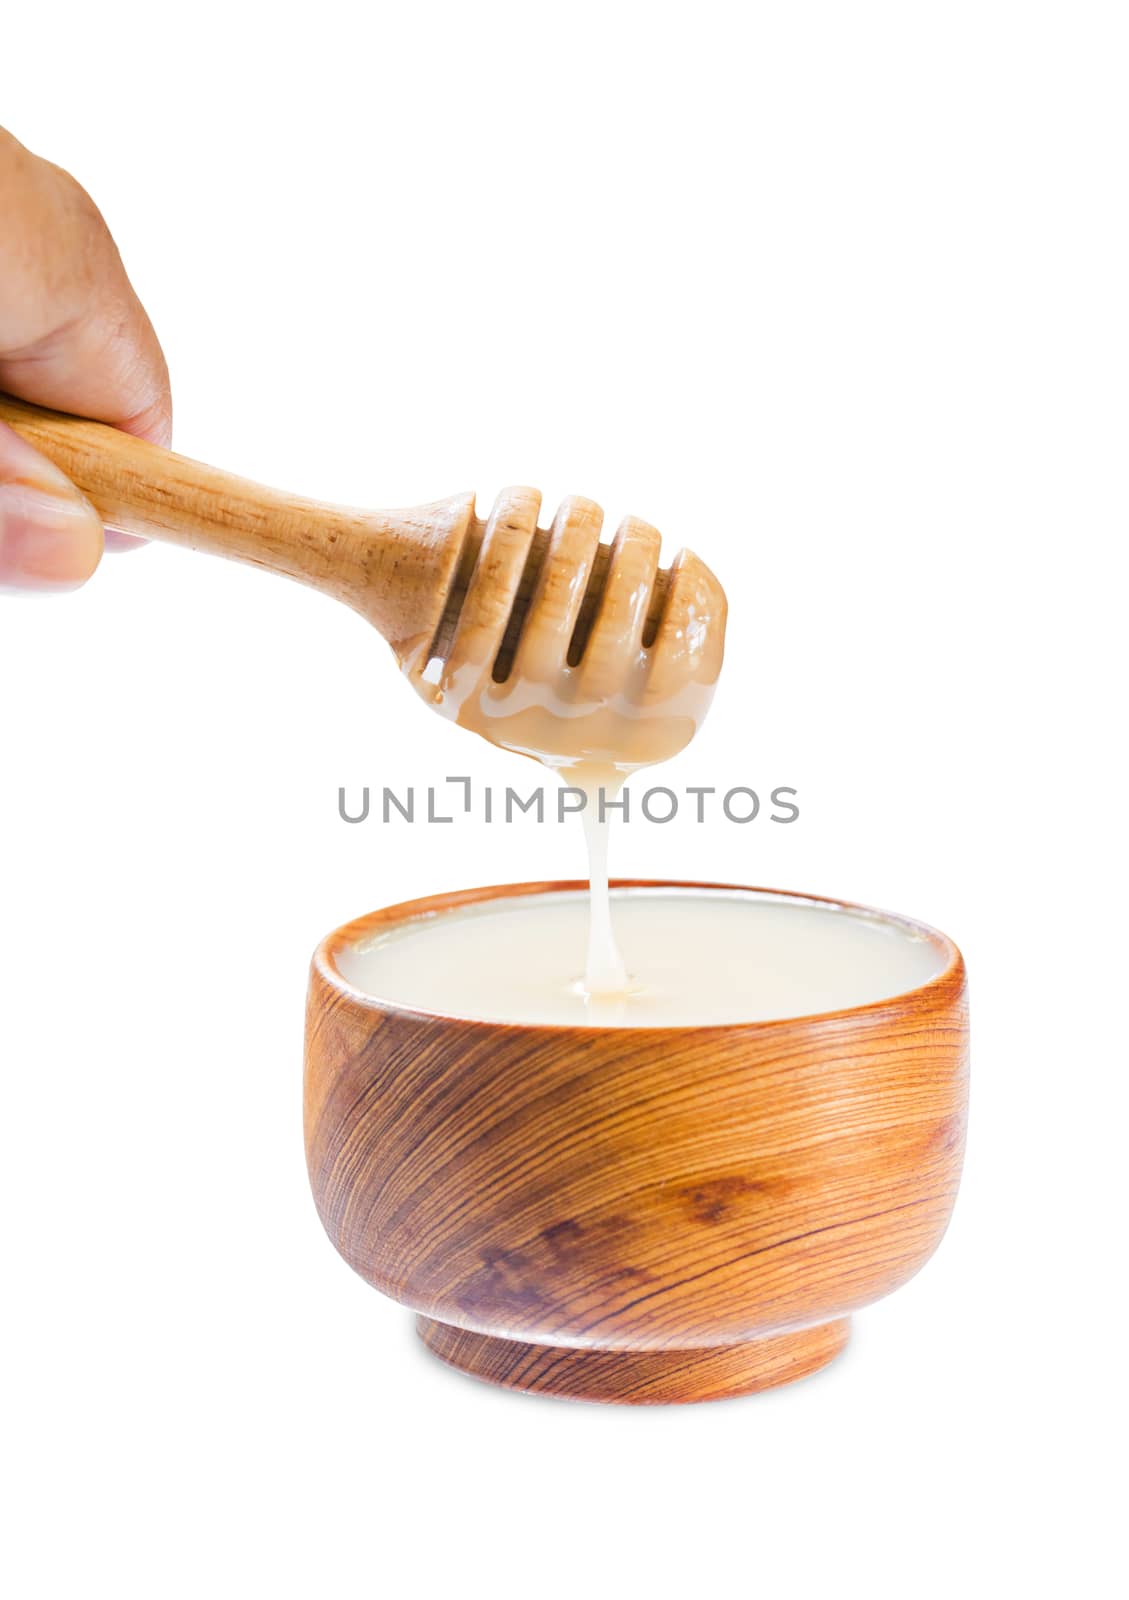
103;526;149;555
0;483;104;591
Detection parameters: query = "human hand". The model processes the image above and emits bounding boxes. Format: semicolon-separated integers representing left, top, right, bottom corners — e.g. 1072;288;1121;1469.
0;127;170;591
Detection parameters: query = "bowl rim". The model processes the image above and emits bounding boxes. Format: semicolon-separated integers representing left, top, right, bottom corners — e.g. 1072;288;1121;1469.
311;879;966;1035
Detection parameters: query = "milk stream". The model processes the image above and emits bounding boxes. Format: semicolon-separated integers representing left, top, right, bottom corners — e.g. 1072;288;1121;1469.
577;773;629;997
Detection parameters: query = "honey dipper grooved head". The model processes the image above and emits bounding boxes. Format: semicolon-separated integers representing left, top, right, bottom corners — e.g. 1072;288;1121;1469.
404;488;727;776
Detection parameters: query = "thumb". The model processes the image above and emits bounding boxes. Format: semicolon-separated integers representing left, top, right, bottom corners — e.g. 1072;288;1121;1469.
0;419;103;591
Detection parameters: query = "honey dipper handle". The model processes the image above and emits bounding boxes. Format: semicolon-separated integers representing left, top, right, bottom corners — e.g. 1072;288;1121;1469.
0;393;475;659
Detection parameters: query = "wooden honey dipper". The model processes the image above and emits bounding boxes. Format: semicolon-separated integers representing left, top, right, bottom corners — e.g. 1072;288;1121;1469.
0;395;727;770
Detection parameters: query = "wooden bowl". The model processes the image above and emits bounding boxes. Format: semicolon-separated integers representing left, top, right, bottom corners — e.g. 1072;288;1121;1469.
304;881;968;1404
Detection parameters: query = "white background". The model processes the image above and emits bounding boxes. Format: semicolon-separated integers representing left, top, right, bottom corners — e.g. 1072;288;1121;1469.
2;4;1125;1596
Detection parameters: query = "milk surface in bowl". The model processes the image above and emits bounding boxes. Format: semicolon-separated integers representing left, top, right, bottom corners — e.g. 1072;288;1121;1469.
333;885;951;1028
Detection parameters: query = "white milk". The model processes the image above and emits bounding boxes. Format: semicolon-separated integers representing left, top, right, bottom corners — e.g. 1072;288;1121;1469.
577;773;629;995
334;887;948;1028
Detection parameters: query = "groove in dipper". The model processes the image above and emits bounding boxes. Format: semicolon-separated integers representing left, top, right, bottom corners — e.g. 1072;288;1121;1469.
426;518;485;667
566;543;614;668
491;527;551;683
641;565;673;649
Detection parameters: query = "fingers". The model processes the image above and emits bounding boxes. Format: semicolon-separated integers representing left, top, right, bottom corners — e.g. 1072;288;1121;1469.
0;128;171;447
0;127;171;581
0;420;103;591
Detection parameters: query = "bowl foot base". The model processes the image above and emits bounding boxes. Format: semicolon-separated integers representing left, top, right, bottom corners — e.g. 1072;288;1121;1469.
416;1315;850;1404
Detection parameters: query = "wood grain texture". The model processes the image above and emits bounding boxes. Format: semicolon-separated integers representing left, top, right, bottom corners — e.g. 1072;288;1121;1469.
0;399;726;762
304;881;969;1404
0;393;473;661
417;1314;851;1404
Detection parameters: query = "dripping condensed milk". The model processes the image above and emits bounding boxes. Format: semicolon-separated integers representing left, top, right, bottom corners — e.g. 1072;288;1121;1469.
407;494;728;1005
